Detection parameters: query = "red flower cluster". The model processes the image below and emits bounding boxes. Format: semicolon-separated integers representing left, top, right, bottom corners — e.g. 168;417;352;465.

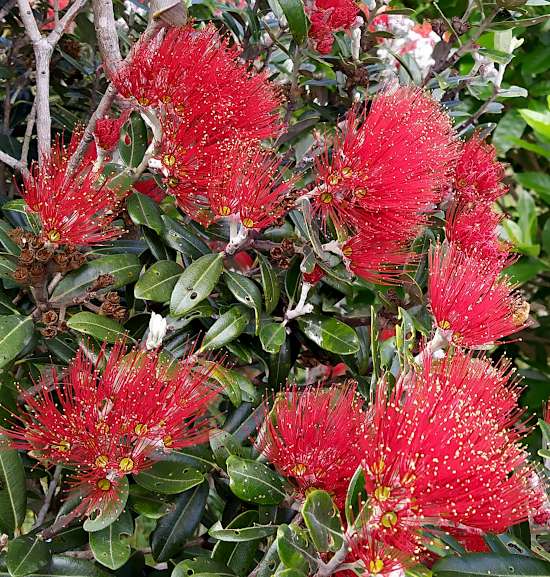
4;342;218;516
94;110;131;152
307;0;359;54
258;353;539;576
312;87;457;283
429;134;525;348
256;383;365;505
111;25;289;232
20;137;121;246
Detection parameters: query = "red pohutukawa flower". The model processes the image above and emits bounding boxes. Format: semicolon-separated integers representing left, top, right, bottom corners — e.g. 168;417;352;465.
20;138;121;246
3;342;218;516
256;383;365;505
358;352;537;561
428;243;529;347
312;87;457;229
111;24;281;141
93;110;131;152
453;134;507;204
307;0;359;54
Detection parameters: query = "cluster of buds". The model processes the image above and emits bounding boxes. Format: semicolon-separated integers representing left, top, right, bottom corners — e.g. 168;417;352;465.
269;239;297;269
259;351;541;576
9;228;87;286
3;342;219;517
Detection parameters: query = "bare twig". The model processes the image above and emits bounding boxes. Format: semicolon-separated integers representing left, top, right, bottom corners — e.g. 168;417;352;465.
21;101;36;165
34;465;63;528
0;149;29;176
92;0;122;71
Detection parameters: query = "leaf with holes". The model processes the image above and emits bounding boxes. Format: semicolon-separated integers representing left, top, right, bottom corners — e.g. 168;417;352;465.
89;510;133;570
171;252;224;317
276;524;316;573
83;476;129;532
432;553;550;576
209;523;277;542
134;461;204;494
172;558;235;577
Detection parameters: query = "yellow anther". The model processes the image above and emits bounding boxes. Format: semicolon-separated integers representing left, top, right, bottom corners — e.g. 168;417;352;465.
381;511;398;528
119;457;135;472
95;455;109;468
374;486;391;502
47;229;61;243
320;192;333;204
242;217;255;229
97;478;111;491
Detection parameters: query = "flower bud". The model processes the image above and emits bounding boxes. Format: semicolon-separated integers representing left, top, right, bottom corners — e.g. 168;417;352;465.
146;312;167;350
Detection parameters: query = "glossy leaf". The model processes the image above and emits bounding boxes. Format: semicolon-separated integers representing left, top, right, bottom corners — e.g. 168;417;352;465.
225;271;262;333
161;216;210;259
119;113;148;167
170;252;224;317
298;315;360;355
227;455;286;505
209;524;277;542
199;306;251;352
89;510;133;570
0;315;33;369
134;260;183;302
0;556;110;577
127;192;164;234
6;535;50;577
258;253;281;314
432;553;550;576
259;322;286;354
66;312;129;344
276;524;315;573
301;490;343;553
150;481;209;561
172;558;235;577
277;0;308;44
134;461;204;494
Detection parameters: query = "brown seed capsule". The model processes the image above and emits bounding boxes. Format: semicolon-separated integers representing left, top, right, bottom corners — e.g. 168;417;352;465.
8;228;26;246
105;291;120;304
29;263;46;280
40;326;59;339
94;274;115;289
19;249;34;265
35;247;54;263
13;266;29;283
41;310;59;325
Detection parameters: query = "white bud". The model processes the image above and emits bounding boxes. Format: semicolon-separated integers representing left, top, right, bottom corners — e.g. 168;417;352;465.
146;312;167;350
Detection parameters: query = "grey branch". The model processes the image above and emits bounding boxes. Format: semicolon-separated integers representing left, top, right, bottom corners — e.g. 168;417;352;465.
92;0;122;70
0;149;29;176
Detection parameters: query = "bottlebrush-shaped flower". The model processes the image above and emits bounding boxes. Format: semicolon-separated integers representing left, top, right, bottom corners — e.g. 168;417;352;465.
94;110;131;152
20;138;122;246
111;25;281;141
360;352;537;558
453;134;507;204
312;87;457;233
445;203;509;264
428;243;528;347
3;342;218;516
307;0;359;54
256;383;365;505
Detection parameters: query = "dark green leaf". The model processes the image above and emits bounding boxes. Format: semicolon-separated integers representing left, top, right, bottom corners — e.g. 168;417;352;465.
119;113;148;168
276;525;315;572
134;462;204;495
226;455;286;505
0;221;20;256
301;490;343;553
225;271;262;333
134;260;183;302
199;306;251;352
151;481;209;562
6;535;50;577
259;322;286;354
432;553;550;576
0;316;33;370
50;254;141;303
127;192;164;235
172;559;235;577
66;312;129;344
277;0;308;44
345;465;367;526
210;524;277;542
89;510;133;570
298;315;360;355
161;216;209;259
0;257;16;281
258;254;280;314
128;485;172;519
0;556;110;577
170;253;224;317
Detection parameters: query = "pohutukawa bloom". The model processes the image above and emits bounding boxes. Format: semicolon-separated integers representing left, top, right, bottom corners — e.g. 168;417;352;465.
428;243;529;348
445;203;509;264
93;110;131;152
3;342;218;516
312;87;457;231
111;24;281;141
20;137;122;246
307;0;359;54
256;383;365;505
453;134;507;204
360;352;537;558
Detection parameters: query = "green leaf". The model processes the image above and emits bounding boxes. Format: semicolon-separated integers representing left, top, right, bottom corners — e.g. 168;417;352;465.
170;253;224;317
432;553;550;576
172;559;235;577
516;172;550;202
127;192;164;235
301;490;343;553
50;254;141;303
226;455;286;505
504;258;547;285
206;364;242;407
345;465;367;526
209;524;277;542
298;315;360;355
490;15;550;29
277;0;308;44
210;429;245;467
225;271;262;333
6;535;50;576
119;113;148;168
0;257;16;281
259;322;286;354
0;221;21;255
276;525;315;573
151;481;209;562
83;476;129;532
2;199;40;232
134;260;183;302
268;336;292;389
128;485;171;519
89;510;133;570
199;306;251;352
258;254;280;314
0;556;110;577
0;316;33;369
276;570;307;577
161;216;209;259
518;109;550;140
211;510;262;576
492;110;526;155
134;461;204;494
66;312;129;344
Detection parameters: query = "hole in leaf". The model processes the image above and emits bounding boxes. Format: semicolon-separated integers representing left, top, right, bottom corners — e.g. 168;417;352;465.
190;291;198;300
